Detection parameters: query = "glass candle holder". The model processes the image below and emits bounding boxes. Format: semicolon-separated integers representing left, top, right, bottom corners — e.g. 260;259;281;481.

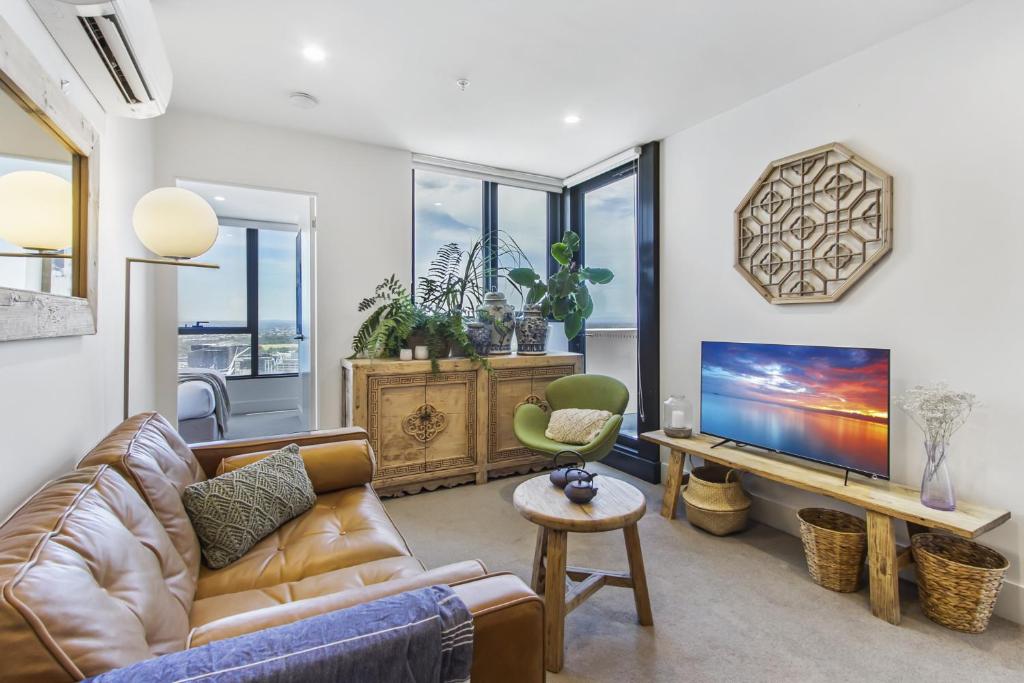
663;394;693;438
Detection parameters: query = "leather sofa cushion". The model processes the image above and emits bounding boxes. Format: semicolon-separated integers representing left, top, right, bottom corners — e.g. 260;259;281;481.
189;555;426;628
187;560;489;648
77;412;206;578
216;439;376;494
0;467;193;682
195;484;414;599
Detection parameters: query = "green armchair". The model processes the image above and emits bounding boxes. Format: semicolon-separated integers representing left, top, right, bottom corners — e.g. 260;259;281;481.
513;374;629;462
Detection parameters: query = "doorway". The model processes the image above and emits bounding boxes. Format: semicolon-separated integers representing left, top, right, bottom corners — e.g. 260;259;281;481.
175;179;317;442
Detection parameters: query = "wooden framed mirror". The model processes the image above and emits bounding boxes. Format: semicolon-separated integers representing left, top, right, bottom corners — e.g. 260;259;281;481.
0;17;99;341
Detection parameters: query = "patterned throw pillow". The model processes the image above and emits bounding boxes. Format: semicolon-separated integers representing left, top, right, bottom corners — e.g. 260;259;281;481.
545;408;614;445
182;444;316;569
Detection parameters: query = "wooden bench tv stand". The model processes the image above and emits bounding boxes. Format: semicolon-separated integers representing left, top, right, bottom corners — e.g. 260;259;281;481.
640;431;1011;625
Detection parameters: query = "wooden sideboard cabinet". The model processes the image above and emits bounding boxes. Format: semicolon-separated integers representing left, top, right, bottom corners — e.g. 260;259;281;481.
342;352;582;495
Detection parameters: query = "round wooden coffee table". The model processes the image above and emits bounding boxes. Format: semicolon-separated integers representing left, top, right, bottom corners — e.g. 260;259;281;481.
513;474;653;673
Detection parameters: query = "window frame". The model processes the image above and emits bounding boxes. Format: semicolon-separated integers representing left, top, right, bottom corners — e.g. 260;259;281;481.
177;225;302;380
412;170;559;298
565;142;661;483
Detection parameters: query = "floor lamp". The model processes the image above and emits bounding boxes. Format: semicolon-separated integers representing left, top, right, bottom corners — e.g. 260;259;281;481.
0;171;74;291
124;187;220;419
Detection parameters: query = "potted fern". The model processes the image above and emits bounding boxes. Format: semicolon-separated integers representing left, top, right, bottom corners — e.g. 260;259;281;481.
349;275;416;359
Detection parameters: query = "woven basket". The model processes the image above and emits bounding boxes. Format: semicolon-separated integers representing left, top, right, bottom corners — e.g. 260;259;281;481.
682;465;750;536
912;533;1009;633
797;508;867;593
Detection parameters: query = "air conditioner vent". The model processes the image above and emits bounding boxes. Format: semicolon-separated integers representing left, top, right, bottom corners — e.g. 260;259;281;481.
29;0;172;119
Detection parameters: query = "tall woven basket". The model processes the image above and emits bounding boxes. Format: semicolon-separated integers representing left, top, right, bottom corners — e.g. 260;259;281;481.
681;465;750;536
912;533;1009;633
797;508;867;593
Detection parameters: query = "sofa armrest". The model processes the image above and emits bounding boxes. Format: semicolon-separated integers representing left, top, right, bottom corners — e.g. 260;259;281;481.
190;427;370;477
451;573;545;683
216;440;376;493
188;560;489;647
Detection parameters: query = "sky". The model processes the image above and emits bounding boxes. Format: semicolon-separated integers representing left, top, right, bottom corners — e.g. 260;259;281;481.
178;225;298;326
701;342;890;420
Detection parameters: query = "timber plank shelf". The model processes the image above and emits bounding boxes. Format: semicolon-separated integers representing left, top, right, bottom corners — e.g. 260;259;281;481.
641;430;1011;625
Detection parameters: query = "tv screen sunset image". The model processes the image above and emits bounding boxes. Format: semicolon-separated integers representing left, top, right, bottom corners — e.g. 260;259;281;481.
700;342;890;477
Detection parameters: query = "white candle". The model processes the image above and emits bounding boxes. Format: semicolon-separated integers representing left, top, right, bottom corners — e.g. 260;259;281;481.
414;345;429;360
399;348;413;361
671;410;686;428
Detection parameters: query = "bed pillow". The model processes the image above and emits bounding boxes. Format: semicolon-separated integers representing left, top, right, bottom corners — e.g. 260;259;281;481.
182;444;316;569
544;408;614;445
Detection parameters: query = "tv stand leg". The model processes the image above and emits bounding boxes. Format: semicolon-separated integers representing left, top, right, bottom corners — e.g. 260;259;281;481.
866;510;901;625
661;450;685;519
710;439;731;448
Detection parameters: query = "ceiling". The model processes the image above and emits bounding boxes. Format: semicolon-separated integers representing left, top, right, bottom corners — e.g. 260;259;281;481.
153;0;970;177
178;179;310;225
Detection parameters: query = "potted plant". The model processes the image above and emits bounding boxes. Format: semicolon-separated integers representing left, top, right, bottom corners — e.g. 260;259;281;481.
507;230;614;349
349;274;416;359
410;241;491;372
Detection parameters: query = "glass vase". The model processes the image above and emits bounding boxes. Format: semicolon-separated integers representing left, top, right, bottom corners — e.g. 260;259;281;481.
920;439;956;511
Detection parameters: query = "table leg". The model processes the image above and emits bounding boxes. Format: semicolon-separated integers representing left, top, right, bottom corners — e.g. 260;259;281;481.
623;523;653;626
867;510;901;625
661;450;685;519
543;529;568;673
530;526;548;593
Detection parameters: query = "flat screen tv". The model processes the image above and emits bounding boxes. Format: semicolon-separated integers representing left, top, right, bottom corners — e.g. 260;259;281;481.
700;341;890;479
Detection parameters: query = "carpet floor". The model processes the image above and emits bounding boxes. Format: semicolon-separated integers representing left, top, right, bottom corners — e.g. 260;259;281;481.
383;464;1024;682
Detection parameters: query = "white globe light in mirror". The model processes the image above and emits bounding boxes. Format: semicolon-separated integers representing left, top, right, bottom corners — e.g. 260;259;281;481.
0;170;72;250
132;187;218;259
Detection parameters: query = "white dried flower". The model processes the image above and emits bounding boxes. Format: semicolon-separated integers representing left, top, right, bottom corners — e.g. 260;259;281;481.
898;382;976;447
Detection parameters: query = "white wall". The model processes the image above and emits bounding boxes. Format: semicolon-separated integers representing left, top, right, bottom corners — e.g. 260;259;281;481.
660;0;1024;623
0;2;158;515
152;111;412;429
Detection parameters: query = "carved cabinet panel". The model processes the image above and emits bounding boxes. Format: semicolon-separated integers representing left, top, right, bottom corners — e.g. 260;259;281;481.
365;371;477;482
488;364;576;464
343;352;582;495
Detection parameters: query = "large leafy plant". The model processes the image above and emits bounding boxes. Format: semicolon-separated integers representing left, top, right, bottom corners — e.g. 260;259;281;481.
507;230;613;339
350;275;416;358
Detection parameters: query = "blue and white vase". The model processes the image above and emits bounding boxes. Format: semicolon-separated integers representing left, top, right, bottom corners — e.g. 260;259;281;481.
514;305;549;355
477;291;515;355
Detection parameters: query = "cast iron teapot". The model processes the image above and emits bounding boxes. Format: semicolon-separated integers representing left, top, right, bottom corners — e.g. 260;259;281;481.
549;450;586;489
564;468;599;504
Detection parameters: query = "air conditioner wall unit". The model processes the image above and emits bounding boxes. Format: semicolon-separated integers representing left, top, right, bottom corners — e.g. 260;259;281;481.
28;0;172;119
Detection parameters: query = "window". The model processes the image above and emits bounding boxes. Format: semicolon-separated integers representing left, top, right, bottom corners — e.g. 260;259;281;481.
178;224;300;378
413;170;482;291
496;184;548;307
413;170;555;309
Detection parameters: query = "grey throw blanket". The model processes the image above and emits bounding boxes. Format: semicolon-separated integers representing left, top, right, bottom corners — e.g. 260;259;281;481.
86;585;474;682
178;367;231;438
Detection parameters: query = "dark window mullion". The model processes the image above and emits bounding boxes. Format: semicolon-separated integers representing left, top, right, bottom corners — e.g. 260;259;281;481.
246;228;259;377
483;182;498;292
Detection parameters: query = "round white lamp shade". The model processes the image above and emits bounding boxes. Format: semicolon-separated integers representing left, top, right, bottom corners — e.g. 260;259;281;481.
132;187;218;259
0;170;73;251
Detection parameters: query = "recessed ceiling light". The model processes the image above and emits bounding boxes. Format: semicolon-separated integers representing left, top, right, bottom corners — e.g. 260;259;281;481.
213;195;226;202
564;114;581;124
434;202;443;206
288;92;320;109
302;44;326;63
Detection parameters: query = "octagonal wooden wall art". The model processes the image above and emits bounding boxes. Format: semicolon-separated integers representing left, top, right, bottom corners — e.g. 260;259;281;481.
735;142;893;304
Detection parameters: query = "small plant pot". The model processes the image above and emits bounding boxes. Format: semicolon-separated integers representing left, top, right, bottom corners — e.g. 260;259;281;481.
913;533;1008;633
797;508;866;593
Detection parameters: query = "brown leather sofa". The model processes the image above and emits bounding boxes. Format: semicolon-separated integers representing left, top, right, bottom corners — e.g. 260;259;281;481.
0;412;544;682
